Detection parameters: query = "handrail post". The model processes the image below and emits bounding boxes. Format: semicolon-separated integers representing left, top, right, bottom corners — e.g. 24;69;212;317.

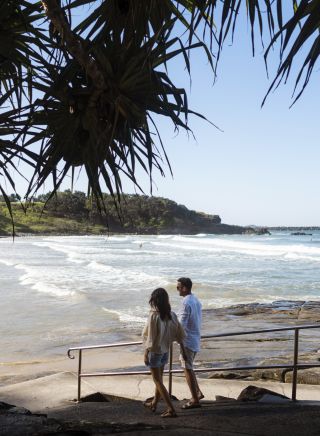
292;329;299;401
168;344;173;397
77;349;82;402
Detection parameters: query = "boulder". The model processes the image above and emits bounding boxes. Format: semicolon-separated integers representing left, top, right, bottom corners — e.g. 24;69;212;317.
80;392;110;402
285;368;320;385
298;302;320;320
0;401;14;411
237;385;290;403
7;406;31;415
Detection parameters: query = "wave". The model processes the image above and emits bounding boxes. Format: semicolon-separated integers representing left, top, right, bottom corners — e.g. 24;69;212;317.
0;259;14;267
105;236;130;241
105;247;164;256
32;241;92;264
151;237;320;261
15;263;78;298
36;234;320;263
88;261;168;286
33;240;164;265
284;253;320;262
102;307;147;324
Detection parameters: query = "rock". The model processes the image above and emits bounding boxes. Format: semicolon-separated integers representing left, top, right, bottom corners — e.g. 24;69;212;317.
209;371;252;380
255;358;291;382
257;394;291;404
285;368;320;385
0;413;62;435
0;401;14;411
80;392;110;402
245;227;271;235
237;385;290;402
215;395;237;402
7;406;31;415
298;302;320;320
200;300;320;385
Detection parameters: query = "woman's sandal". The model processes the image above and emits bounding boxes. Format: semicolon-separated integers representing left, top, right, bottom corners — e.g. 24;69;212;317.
161;409;177;418
143;400;157;412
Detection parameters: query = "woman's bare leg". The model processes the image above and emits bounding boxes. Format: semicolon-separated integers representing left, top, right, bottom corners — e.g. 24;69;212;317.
150;367;176;415
152;365;164;407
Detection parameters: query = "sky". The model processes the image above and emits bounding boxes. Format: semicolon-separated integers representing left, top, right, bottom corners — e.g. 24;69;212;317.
142;36;320;228
131;12;320;228
12;4;320;227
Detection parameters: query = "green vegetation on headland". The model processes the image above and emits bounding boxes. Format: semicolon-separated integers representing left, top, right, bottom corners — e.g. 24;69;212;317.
0;191;269;236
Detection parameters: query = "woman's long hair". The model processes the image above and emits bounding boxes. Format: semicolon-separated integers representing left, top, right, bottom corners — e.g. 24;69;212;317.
149;288;172;321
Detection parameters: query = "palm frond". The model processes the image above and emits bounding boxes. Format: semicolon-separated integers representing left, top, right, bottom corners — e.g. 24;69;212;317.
0;0;319;220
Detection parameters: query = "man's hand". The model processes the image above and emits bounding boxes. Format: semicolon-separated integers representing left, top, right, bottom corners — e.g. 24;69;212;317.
144;350;149;366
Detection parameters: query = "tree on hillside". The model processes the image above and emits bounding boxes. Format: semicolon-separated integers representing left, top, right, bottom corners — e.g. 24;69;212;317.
43;189;87;216
1;0;319;214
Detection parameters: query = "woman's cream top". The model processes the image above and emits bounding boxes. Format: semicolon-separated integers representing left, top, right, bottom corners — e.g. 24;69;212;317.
142;310;185;354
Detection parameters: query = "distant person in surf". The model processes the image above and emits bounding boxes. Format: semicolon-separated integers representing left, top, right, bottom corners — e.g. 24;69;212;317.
177;277;204;409
142;287;186;418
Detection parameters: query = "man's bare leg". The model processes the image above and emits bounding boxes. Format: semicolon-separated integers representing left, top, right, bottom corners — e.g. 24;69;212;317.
194;376;204;400
184;368;200;404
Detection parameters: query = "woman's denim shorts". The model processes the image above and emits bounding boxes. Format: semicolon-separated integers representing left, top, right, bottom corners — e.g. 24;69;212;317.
146;351;168;368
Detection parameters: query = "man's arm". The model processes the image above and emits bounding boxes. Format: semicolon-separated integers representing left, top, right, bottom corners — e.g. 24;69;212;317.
179;301;191;329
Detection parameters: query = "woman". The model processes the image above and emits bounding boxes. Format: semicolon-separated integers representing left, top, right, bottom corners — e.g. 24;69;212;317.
142;287;186;418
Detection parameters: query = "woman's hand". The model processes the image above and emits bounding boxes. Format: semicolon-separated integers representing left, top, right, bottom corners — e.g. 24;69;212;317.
144;350;149;366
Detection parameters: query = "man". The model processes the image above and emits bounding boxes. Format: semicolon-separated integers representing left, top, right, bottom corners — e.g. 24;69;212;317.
177;277;204;408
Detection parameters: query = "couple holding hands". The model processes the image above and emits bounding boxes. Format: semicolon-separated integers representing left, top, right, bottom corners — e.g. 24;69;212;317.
142;277;203;418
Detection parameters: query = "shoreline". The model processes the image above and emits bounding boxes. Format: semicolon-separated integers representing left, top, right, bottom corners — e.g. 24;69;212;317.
1;300;320;389
0;346;144;388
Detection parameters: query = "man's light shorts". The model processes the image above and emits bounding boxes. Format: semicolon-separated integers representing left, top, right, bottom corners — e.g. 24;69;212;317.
179;347;197;370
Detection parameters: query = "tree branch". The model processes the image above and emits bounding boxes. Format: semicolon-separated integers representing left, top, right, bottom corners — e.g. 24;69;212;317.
41;0;106;103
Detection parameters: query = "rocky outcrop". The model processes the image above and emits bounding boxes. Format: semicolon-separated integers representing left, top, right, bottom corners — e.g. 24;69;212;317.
200;300;320;385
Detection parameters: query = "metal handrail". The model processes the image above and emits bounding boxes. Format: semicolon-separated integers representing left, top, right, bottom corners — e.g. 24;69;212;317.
67;324;320;402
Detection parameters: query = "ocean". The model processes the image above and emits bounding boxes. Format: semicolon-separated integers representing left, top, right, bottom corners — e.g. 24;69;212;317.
1;232;320;364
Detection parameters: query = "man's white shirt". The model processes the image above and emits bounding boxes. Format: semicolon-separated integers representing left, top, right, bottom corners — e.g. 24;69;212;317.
178;293;202;352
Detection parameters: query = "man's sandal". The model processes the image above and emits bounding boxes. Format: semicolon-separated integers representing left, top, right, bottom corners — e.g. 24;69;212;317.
161;409;178;418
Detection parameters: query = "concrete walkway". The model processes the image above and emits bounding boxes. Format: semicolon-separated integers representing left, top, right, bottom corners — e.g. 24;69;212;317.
1;372;320;435
1;371;320;412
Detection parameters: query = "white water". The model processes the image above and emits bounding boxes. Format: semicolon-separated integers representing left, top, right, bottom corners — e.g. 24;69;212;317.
1;232;320;363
